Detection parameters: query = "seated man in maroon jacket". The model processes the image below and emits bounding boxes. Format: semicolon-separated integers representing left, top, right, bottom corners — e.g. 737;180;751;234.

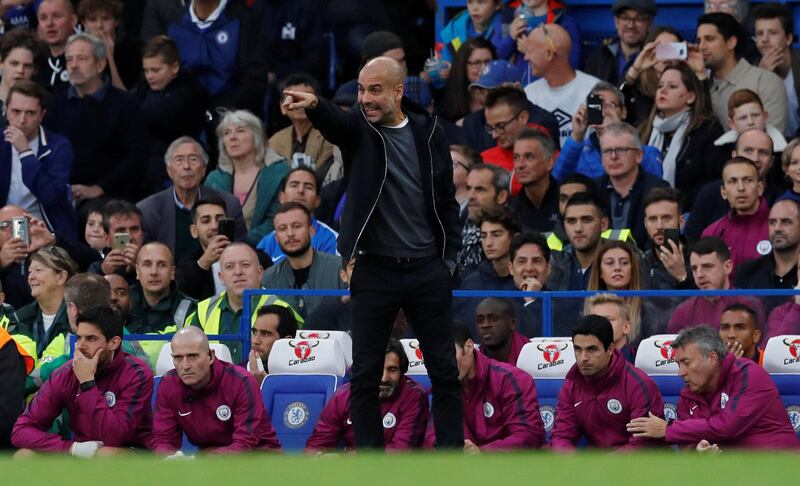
550;314;663;450
627;325;799;450
305;338;429;452
150;327;280;455
12;307;153;457
425;323;544;452
475;297;530;366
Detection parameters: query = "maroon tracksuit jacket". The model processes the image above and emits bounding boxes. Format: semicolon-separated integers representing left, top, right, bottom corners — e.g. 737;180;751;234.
666;353;800;449
551;349;664;449
305;377;429;451
150;359;280;453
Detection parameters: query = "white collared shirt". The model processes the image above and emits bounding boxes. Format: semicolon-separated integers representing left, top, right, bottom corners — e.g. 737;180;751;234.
189;0;227;29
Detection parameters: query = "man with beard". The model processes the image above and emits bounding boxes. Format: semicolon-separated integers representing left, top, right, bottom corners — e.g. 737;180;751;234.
12;307;153;457
475;298;529;366
551;315;663;449
734;198;800;313
305;338;429;451
261;202;343;321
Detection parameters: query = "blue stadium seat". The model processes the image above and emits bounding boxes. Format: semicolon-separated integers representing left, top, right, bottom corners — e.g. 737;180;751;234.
517;338;575;443
261;374;339;452
763;335;800;438
635;335;682;421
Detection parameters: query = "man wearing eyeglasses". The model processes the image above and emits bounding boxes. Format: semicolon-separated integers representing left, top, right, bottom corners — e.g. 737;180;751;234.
480;85;560;196
595;122;668;249
554;82;663;181
582;0;655;86
520;24;600;148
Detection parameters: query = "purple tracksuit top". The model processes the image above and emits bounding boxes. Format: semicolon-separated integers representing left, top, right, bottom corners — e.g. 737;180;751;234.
480;331;530;367
666;353;800;449
12;351;153;451
551;349;665;450
150;359;280;453
425;352;545;449
305;377;429;451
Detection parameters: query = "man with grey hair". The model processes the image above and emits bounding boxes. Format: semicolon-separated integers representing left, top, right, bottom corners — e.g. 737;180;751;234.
458;163;510;274
627;325;799;449
595;121;668;248
137;136;245;262
555;82;663;181
508;128;560;232
44;32;147;204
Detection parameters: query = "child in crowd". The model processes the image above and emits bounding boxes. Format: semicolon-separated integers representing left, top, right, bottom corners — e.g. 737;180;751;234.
439;0;506;63
714;89;787;152
132;35;208;193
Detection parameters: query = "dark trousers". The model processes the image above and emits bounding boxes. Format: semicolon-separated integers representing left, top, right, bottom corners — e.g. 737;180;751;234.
349;253;464;450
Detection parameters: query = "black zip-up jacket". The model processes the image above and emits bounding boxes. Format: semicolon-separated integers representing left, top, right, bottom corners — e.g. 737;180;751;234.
306;97;461;263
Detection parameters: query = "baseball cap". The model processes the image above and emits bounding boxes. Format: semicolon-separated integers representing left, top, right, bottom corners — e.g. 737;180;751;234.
469;61;524;90
611;0;657;17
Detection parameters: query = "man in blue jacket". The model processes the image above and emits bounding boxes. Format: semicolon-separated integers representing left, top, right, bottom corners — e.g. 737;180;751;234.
0;80;76;242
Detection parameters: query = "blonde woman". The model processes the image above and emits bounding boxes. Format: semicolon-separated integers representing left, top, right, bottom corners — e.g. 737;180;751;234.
586;240;645;343
13;246;78;362
205;110;289;245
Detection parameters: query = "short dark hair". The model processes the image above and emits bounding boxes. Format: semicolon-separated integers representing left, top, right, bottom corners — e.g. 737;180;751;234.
274;201;312;224
255;304;298;337
510;231;550;262
280;166;319;193
7;79;47;111
698;13;742;53
564;191;607;218
643;186;683;214
452;322;473;347
386;337;409;374
560;173;596;193
571;314;614;350
77;0;122;20
689;236;731;262
0;28;43;66
191;195;228;223
278;72;321;100
722;156;760;176
76;306;123;341
142;34;180;65
485;85;528;115
721;302;760;330
477;205;521;235
752;2;794;37
102;199;142;234
477;297;516;319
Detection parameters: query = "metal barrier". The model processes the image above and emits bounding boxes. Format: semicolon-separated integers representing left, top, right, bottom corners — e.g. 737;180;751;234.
68;287;800;357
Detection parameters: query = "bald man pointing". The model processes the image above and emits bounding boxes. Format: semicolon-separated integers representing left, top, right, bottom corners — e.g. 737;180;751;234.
150;327;280;455
284;57;464;450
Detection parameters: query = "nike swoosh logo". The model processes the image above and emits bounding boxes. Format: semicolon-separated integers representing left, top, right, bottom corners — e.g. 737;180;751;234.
346;418;352;425
178;411;192;417
573;401;582;407
689;405;698;416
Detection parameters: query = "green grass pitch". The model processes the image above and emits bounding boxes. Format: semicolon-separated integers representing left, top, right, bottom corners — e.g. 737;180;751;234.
2;450;797;485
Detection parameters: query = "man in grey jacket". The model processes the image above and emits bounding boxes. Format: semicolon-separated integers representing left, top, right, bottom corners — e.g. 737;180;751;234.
261;202;343;321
